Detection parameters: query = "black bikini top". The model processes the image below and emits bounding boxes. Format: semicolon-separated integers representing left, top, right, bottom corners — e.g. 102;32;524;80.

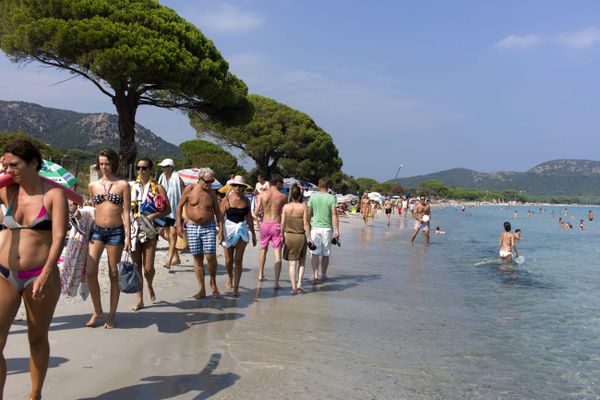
93;180;124;205
225;196;249;223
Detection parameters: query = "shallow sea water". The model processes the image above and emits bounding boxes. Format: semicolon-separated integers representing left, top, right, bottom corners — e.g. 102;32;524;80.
346;205;600;399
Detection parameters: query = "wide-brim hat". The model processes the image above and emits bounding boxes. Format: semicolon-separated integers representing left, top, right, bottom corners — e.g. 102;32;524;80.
225;175;251;189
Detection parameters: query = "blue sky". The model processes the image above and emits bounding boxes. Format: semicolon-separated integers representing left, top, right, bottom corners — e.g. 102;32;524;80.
1;0;600;180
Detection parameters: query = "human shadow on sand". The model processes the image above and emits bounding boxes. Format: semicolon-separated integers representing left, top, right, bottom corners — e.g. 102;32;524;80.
78;353;238;400
309;273;381;293
6;356;69;375
10;307;245;335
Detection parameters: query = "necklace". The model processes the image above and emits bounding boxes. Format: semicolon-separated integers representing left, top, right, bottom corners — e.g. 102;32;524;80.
100;178;114;198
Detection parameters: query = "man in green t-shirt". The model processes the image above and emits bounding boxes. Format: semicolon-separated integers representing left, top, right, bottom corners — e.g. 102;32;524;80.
307;178;340;283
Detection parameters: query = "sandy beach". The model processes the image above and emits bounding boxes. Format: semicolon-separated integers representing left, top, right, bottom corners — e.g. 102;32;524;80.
7;213;441;400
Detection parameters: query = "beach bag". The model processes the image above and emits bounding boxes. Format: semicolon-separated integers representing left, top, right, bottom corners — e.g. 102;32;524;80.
136;214;159;242
176;234;188;250
117;253;141;294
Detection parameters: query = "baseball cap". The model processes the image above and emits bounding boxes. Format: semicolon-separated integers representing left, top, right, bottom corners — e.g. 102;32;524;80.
158;158;175;167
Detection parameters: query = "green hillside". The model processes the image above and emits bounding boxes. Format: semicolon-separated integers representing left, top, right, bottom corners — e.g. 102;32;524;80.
0;100;182;159
394;161;600;197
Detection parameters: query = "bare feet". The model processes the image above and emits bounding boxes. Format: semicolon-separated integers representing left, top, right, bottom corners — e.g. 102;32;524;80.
104;318;115;329
274;283;281;290
212;289;220;297
232;291;240;298
226;277;232;289
258;275;266;281
291;288;297;295
173;257;181;265
162;263;171;270
131;303;144;311
312;277;318;285
148;288;156;303
297;286;305;293
322;274;327;282
86;313;103;327
192;291;206;299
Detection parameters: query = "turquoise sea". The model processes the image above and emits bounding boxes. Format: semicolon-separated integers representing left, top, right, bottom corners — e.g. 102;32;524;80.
340;205;600;399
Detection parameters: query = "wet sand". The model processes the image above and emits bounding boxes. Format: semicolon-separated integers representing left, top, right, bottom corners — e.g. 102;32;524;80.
5;213;467;399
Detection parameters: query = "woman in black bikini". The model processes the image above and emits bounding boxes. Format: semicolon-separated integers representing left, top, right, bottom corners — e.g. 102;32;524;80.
86;148;131;329
220;176;256;297
0;139;68;400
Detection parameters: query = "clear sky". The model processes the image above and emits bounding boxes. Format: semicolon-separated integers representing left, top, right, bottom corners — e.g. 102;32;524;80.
1;0;600;181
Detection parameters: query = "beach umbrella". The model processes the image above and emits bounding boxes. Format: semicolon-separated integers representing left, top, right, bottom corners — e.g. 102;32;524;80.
39;159;77;188
283;177;301;189
284;177;318;190
178;168;223;189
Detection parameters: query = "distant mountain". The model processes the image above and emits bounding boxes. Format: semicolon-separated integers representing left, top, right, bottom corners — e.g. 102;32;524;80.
0;100;182;159
394;160;600;196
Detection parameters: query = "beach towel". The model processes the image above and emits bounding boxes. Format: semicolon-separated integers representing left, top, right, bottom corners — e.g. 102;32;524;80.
223;218;250;248
158;171;182;220
58;206;95;297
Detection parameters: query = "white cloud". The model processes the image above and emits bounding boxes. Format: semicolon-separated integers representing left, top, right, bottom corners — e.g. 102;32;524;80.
191;4;264;34
555;26;600;49
493;34;541;49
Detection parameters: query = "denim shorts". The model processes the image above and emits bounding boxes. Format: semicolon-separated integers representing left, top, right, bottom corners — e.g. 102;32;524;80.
90;224;125;246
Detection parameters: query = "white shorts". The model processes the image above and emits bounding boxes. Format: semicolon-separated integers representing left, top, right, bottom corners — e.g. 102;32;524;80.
310;227;333;257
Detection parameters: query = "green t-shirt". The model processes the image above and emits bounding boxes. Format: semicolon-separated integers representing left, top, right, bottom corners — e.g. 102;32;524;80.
308;192;337;228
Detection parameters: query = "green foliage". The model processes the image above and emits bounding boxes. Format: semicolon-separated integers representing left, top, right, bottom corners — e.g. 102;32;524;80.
0;0;249;169
0;131;62;161
356;177;379;193
190;94;342;182
419;180;449;197
327;171;359;194
179;139;245;183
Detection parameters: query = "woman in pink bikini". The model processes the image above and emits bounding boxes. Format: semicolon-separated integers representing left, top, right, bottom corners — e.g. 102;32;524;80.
0;139;68;400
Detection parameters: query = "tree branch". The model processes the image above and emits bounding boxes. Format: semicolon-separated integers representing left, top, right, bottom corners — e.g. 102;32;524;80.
30;54;114;98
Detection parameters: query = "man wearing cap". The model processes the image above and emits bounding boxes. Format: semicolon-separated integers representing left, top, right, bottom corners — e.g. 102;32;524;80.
411;195;431;245
176;168;224;298
157;158;185;269
308;178;339;283
255;174;286;288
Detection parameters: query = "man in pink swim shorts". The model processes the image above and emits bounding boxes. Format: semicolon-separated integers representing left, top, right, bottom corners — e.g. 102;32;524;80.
255;175;286;289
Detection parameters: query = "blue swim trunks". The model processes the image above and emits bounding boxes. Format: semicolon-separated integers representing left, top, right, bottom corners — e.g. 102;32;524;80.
186;222;217;255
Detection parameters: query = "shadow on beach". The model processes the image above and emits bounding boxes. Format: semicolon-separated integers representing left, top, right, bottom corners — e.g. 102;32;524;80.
6;356;69;376
311;273;381;293
10;308;246;335
77;353;238;400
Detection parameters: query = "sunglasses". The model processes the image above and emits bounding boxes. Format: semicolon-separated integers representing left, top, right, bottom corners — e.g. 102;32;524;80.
136;166;149;171
201;178;215;184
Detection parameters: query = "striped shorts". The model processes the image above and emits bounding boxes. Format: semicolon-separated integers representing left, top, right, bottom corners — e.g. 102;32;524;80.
186;222;217;255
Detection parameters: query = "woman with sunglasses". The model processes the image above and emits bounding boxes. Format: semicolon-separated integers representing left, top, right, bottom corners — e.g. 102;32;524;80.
130;158;170;311
85;148;131;329
220;175;256;297
0;139;68;400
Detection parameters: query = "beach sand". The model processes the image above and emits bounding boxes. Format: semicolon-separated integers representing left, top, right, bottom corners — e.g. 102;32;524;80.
4;213;455;399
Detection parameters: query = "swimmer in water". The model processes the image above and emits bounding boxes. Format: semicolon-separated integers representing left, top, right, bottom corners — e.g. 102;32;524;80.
588;210;594;222
514;228;522;241
499;221;518;261
579;219;584;230
435;226;445;235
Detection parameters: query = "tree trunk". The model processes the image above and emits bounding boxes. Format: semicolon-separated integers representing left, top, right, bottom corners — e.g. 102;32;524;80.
256;160;270;180
113;92;138;178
